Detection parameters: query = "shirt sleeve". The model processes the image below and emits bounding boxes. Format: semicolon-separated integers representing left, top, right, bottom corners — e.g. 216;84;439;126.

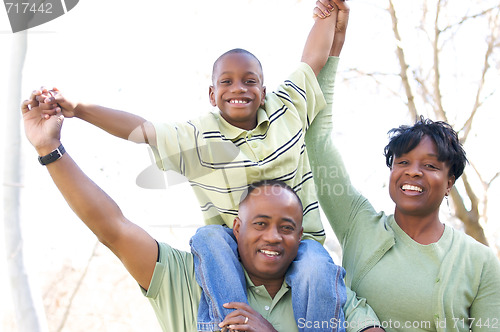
142;242;201;332
469;247;500;331
272;62;327;132
344;286;381;332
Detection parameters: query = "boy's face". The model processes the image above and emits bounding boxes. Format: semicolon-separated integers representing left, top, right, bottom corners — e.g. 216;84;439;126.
209;53;266;131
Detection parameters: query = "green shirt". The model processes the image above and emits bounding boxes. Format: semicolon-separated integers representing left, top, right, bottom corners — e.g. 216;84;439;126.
143;242;297;332
151;61;337;243
305;98;500;331
143;241;381;332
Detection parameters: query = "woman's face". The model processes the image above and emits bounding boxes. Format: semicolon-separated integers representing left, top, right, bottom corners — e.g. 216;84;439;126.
389;136;455;217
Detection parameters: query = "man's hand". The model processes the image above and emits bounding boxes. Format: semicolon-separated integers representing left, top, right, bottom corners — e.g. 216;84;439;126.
35;86;78;119
21;90;63;155
219;302;277;332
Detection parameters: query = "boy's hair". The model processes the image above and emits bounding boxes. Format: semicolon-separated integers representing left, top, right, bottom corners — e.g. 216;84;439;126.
212;48;263;82
384;116;467;179
239;179;303;211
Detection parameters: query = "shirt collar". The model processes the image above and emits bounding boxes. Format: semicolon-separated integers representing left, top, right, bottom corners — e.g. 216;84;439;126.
214;108;270;140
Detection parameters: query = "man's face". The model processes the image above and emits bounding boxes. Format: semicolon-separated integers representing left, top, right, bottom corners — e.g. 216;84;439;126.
233;185;303;286
209;52;266;131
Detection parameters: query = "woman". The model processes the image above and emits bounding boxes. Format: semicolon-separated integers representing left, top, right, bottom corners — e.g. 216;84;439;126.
305;92;500;330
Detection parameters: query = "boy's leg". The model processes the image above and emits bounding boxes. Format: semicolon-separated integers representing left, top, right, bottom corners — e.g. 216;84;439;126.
190;225;248;332
285;240;347;332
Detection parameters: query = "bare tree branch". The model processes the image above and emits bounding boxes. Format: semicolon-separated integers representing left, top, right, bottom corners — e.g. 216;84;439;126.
56;241;100;332
388;0;419;120
460;8;500;142
432;0;448;122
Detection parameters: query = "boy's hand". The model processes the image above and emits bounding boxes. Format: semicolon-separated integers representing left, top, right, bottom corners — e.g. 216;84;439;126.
313;0;350;57
314;0;349;31
313;0;335;20
34;87;78;119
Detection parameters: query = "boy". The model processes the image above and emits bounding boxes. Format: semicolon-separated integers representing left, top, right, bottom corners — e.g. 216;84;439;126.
32;0;349;330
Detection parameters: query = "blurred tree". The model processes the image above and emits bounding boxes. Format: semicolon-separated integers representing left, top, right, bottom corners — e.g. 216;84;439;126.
3;32;48;332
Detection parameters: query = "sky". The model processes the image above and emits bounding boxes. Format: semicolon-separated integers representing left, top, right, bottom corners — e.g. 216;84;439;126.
1;0;499;330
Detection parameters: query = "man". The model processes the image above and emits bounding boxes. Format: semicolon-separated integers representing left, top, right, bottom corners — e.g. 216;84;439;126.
21;93;383;331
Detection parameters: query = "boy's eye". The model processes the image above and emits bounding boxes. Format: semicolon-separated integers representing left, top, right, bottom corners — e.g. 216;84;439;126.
220;79;231;84
245;79;257;84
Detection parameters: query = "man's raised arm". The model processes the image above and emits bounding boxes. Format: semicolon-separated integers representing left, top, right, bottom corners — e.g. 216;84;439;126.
21;95;158;290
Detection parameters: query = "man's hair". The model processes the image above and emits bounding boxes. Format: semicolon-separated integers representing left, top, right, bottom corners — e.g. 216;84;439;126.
384;116;467;179
239;179;303;211
212;48;263;82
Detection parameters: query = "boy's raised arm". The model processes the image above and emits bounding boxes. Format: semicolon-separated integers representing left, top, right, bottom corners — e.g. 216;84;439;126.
21;95;158;290
32;87;157;145
302;0;349;75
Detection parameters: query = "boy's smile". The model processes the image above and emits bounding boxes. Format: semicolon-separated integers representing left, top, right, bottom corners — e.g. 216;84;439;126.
209;52;266;131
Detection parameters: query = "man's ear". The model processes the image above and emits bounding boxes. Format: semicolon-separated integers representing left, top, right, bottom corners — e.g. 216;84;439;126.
233;217;241;241
209;86;216;107
260;86;266;106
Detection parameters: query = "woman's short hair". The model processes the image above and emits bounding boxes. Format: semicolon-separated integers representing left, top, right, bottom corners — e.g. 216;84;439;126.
384;116;467;179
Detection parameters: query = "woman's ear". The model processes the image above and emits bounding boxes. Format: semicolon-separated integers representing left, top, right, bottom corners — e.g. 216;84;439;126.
446;175;456;195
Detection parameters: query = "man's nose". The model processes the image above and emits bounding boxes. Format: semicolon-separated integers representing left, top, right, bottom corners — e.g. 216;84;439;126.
262;226;282;243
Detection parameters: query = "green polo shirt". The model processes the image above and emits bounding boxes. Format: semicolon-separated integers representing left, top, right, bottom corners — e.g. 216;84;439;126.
143;242;297;332
151;60;339;243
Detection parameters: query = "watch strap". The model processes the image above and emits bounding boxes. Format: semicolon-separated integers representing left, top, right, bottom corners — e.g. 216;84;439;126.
38;144;65;166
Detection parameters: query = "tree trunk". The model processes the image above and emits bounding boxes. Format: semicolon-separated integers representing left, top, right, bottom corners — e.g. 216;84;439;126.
3;31;48;332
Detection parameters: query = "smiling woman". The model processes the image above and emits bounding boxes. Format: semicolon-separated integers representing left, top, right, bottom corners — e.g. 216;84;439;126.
306;108;500;330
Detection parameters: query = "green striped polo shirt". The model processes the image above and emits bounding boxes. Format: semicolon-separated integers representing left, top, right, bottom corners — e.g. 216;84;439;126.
152;60;339;242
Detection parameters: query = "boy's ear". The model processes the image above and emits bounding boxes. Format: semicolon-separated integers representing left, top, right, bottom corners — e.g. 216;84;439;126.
209;86;217;107
260;86;266;106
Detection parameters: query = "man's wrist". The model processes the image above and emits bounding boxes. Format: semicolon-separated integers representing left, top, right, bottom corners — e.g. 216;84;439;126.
38;143;65;166
36;140;62;157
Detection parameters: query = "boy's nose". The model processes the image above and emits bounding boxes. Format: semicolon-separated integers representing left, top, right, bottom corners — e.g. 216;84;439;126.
231;84;247;93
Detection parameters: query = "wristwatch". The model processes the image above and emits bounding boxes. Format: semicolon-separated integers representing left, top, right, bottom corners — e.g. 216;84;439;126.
38;144;65;166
